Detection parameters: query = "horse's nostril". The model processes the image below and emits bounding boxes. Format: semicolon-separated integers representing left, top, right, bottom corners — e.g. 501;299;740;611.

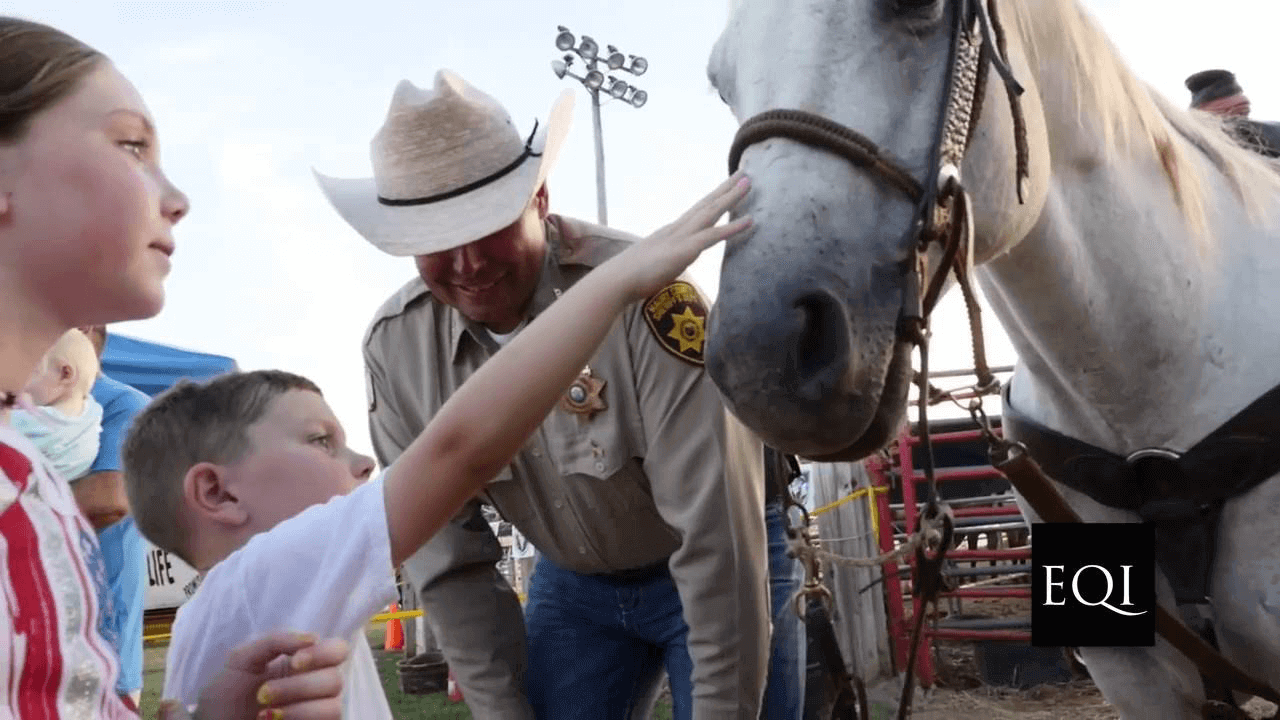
792;292;844;382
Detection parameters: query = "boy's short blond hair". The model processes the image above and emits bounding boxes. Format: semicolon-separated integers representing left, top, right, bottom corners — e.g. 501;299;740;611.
122;370;322;566
41;329;100;397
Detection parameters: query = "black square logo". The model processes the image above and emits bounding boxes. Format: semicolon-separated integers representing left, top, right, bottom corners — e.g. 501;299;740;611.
1031;522;1155;647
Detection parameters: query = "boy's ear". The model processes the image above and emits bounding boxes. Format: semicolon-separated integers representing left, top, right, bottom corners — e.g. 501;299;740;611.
184;461;248;527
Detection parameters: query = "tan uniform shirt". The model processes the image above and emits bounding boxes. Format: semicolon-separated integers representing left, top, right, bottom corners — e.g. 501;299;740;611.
363;215;769;719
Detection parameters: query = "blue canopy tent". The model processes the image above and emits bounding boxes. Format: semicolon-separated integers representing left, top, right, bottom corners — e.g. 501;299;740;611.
100;333;238;397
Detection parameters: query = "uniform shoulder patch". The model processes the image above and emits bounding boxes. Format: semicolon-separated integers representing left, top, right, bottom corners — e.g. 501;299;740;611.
643;281;708;366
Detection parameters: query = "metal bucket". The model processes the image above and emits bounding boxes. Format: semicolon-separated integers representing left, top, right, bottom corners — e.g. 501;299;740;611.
396;651;450;695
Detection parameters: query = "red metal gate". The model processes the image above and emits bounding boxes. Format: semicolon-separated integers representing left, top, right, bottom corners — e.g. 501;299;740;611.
866;421;1031;686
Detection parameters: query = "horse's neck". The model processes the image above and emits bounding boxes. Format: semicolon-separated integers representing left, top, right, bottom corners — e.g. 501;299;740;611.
979;115;1280;454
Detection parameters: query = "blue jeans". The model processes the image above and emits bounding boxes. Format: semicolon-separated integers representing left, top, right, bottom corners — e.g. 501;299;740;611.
763;500;807;720
524;555;693;720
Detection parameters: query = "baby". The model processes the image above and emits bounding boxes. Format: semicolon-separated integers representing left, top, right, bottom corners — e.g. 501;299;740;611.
12;328;105;482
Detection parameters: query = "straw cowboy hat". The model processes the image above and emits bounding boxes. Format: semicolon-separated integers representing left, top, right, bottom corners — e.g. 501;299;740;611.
314;69;573;256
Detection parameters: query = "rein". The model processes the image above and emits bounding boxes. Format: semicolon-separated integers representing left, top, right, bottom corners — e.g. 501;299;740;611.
726;0;1280;716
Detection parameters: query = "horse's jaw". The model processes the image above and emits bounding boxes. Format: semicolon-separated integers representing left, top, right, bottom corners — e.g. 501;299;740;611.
800;340;916;462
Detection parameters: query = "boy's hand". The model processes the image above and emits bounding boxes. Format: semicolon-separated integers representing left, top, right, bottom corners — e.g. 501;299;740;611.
160;632;350;720
615;171;753;301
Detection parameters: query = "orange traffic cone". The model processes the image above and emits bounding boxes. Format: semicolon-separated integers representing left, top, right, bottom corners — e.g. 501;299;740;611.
448;670;463;702
383;603;404;651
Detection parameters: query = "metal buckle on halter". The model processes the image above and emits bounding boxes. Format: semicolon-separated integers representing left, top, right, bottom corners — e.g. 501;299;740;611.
1125;447;1183;464
1126;446;1190;517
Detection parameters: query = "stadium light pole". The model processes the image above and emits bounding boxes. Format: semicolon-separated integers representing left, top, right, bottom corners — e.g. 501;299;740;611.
551;26;649;226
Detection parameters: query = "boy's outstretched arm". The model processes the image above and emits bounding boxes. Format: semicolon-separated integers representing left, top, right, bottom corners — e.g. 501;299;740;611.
383;173;753;565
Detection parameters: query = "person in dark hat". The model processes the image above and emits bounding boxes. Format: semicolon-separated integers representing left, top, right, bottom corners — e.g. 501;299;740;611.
1186;69;1280;158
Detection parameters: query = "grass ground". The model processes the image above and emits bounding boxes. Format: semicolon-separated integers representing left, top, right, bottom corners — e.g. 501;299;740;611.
140;624;673;719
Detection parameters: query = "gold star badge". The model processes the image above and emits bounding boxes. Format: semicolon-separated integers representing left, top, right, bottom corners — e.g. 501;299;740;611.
559;366;607;420
666;307;706;354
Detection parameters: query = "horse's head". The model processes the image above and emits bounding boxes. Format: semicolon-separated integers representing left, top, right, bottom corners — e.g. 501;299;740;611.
705;0;1051;460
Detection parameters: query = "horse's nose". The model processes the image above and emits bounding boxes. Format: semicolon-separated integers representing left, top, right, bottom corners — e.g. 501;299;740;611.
708;285;853;404
789;290;849;388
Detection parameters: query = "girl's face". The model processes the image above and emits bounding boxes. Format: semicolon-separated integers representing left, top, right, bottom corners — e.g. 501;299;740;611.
0;61;189;329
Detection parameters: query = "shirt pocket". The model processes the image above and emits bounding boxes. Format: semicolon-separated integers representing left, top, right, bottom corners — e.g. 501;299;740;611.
546;405;631;481
546;414;669;527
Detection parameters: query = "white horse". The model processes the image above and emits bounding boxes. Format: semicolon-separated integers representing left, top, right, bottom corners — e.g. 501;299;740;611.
704;0;1280;716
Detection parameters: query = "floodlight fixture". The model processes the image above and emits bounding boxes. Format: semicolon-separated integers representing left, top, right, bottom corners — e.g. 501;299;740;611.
549;25;651;227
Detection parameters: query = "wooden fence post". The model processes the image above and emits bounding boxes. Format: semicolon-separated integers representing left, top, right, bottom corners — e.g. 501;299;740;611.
809;462;894;683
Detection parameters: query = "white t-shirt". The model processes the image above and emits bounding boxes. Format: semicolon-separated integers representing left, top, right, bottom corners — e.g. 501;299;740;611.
163;475;398;720
485;318;528;347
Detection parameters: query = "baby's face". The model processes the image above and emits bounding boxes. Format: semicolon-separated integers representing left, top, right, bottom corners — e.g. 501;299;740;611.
24;363;66;406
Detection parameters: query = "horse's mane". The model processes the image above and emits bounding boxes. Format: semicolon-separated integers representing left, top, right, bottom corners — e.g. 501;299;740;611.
1009;0;1280;240
723;0;1280;241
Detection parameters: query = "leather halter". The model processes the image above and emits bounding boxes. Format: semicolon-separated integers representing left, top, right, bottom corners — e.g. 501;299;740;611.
727;0;1027;485
728;0;1028;332
727;2;1027;716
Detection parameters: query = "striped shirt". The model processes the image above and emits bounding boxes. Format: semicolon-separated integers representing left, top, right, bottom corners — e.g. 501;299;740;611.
0;424;137;719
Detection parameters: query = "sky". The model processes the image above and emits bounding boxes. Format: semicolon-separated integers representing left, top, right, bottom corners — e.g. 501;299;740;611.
12;0;1279;461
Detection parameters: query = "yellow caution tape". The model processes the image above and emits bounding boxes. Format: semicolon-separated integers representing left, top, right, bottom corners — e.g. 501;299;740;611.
809;485;890;538
369;608;424;622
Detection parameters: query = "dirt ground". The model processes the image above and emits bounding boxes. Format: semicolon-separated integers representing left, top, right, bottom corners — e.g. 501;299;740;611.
898;674;1278;720
881;593;1279;719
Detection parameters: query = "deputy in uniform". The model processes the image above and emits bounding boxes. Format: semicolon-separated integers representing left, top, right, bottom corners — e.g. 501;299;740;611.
315;70;771;719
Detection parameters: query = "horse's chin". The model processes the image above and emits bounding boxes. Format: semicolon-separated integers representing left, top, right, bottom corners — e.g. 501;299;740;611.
796;337;914;463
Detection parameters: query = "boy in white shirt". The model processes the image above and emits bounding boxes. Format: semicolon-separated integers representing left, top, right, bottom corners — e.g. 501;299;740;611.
12;328;105;481
120;174;753;718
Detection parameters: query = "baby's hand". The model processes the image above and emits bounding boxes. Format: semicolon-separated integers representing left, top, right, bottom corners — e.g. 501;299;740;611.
616;172;753;301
